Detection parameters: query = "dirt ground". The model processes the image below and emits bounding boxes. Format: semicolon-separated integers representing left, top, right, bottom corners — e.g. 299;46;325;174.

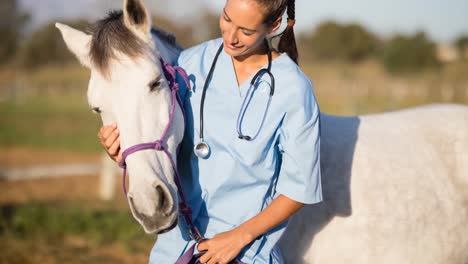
0;235;151;264
0;146;102;167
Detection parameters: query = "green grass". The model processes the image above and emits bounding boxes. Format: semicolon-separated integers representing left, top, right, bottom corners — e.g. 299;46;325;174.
1;61;466;152
0;94;102;152
0;202;154;247
0;202;155;263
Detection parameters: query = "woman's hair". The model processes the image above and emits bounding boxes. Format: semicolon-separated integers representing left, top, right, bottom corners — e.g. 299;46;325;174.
255;0;298;64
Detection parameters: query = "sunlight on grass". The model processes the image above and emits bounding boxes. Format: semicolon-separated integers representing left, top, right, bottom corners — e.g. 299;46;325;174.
0;95;102;152
0;62;467;151
0;202;155;264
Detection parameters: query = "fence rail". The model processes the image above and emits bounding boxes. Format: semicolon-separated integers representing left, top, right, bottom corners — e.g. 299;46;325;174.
1;153;119;201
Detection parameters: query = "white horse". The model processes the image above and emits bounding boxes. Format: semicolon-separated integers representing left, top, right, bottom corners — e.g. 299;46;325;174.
57;0;184;234
57;0;468;263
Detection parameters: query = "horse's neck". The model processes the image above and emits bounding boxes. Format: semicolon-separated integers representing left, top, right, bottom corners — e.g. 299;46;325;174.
151;29;182;65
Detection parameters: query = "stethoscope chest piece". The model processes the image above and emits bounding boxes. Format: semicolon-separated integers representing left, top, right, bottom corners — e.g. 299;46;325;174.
194;140;210;159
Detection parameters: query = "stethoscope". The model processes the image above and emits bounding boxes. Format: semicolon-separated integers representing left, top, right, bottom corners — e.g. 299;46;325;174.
194;40;275;159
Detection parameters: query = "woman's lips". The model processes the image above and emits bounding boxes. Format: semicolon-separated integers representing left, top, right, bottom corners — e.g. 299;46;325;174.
226;43;242;50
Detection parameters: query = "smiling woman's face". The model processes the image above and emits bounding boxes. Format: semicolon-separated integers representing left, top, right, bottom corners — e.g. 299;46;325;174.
219;0;274;58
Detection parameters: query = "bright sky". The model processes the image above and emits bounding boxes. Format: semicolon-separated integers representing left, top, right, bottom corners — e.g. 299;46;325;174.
20;0;468;43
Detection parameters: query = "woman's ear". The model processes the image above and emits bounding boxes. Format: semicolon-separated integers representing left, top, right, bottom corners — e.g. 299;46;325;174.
269;18;282;35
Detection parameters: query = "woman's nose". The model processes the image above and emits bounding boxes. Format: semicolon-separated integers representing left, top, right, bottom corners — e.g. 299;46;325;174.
226;28;238;44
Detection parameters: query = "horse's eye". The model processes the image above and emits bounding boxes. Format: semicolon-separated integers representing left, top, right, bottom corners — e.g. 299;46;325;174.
149;77;163;91
92;107;102;114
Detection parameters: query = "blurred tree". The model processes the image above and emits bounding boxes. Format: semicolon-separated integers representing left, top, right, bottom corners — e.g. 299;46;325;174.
153;16;197;48
343;24;378;62
382;32;439;73
16;20;89;69
0;0;29;65
300;21;378;62
153;11;219;48
193;11;220;44
455;35;468;60
303;21;341;61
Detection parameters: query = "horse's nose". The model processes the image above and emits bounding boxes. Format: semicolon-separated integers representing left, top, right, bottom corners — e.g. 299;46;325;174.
127;182;176;233
154;184;172;214
129;182;173;215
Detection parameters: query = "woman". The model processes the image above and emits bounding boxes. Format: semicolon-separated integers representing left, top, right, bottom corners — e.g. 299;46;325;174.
99;0;322;263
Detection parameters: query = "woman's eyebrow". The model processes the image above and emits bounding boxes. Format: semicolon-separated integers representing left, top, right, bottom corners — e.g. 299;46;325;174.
223;8;257;33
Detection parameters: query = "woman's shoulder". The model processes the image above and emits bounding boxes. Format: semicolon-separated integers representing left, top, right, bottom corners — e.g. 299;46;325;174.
275;54;315;96
177;38;223;67
275;56;319;114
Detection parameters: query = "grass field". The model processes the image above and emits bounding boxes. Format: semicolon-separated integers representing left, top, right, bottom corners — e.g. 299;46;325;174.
0;94;101;152
0;201;154;264
0;64;99;152
0;163;155;264
1;60;467;153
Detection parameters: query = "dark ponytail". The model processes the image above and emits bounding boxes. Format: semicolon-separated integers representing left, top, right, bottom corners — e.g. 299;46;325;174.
278;0;298;64
258;0;299;64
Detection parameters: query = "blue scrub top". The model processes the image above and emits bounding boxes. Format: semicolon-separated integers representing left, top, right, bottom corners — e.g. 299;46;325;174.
150;38;322;263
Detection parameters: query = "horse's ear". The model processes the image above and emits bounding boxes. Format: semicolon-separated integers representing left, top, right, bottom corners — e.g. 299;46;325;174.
55;23;91;68
123;0;151;35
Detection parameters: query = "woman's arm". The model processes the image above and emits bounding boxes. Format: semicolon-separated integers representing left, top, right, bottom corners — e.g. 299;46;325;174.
197;194;304;264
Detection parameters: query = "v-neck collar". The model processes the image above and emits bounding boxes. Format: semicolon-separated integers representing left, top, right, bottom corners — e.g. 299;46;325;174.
219;48;284;98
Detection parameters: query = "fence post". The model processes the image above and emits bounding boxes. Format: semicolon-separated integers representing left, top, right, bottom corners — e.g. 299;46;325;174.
99;152;117;200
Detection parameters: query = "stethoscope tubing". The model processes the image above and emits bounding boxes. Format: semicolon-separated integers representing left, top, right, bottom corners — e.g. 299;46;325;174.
236;68;274;141
195;40;275;158
198;44;224;142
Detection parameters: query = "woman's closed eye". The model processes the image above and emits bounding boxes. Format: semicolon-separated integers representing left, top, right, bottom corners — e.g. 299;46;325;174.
223;12;255;36
242;30;255;36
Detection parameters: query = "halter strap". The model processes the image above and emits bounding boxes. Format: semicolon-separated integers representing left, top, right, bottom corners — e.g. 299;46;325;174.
117;59;203;242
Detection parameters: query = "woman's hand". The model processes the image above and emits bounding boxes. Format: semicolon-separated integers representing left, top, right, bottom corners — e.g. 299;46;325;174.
196;195;304;263
197;228;253;264
98;123;122;163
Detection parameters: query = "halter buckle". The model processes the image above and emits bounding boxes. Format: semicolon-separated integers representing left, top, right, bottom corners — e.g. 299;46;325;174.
153;140;164;151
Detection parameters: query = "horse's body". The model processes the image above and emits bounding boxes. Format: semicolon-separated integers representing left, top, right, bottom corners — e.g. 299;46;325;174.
57;0;468;262
281;104;468;263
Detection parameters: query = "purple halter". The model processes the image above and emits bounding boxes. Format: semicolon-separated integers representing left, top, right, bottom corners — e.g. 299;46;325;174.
117;59;203;243
117;59;187;195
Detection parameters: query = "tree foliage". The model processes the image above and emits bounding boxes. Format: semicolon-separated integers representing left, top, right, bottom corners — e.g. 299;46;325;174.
16;20;89;69
153;11;219;48
153;16;197;48
301;21;378;62
455;35;468;59
3;3;465;75
381;32;439;73
0;0;29;64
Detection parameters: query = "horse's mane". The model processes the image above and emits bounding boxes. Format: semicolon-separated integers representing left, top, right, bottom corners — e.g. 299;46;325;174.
151;27;182;51
89;10;149;76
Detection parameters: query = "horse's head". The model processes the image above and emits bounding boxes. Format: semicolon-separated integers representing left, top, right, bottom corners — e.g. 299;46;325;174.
56;0;184;234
